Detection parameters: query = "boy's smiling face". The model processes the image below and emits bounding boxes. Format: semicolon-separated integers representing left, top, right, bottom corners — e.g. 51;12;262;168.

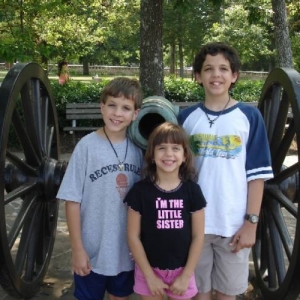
195;54;238;98
100;95;139;139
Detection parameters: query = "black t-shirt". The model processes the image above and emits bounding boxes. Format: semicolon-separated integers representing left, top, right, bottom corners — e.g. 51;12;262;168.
124;178;206;270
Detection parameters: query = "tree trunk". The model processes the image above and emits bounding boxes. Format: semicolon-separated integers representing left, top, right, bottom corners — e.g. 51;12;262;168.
170;43;176;75
271;0;293;68
178;38;184;78
82;57;90;75
140;0;164;96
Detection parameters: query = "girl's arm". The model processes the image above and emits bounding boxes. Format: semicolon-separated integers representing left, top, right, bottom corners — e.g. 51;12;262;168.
65;201;91;276
127;208;169;296
169;209;205;295
230;178;264;252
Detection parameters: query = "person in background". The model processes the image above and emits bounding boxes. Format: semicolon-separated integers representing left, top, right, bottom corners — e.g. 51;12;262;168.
57;77;143;300
178;42;273;300
124;122;206;300
58;60;70;84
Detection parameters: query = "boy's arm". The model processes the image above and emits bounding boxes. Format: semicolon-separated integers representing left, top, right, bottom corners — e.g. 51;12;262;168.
230;179;264;253
127;208;168;296
65;201;91;276
169;209;205;295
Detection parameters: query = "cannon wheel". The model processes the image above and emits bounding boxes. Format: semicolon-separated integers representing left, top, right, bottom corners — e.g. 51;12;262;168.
0;63;64;298
253;67;300;300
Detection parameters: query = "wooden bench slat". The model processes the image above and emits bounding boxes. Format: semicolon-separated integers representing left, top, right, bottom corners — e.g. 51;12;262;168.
64;126;99;131
66;103;100;108
66;109;101;114
66;114;102;120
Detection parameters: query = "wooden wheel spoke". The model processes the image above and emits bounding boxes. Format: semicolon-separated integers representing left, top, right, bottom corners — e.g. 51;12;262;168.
36;204;52;266
262;209;278;288
263;85;281;139
34;91;49;155
272;162;298;184
8;195;36;249
15;197;39;276
12;108;41;167
4;181;38;205
20;80;43;159
6;150;38;177
267;187;297;217
272;123;295;172
268;199;293;261
270;91;290;155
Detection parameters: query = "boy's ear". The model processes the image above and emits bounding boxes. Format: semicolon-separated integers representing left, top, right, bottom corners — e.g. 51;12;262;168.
132;108;140;121
232;72;238;83
195;72;202;84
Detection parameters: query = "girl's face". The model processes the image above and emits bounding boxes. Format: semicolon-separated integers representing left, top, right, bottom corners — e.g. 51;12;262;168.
195;54;238;98
153;143;185;176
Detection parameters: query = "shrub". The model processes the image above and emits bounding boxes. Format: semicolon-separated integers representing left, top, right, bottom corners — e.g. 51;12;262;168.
51;78;264;130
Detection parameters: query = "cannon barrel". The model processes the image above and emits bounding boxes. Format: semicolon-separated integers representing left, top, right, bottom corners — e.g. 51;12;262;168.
128;95;179;149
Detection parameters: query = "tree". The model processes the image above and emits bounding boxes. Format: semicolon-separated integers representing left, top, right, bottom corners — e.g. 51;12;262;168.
140;0;164;96
271;0;293;67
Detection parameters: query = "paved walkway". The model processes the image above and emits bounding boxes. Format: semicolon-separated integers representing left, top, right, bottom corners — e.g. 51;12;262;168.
0;153;298;299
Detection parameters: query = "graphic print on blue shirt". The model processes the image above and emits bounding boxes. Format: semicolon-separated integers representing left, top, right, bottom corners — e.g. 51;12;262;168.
156;197;184;229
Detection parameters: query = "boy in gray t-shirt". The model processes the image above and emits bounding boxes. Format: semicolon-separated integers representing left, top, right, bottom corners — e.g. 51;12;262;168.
56;77;143;300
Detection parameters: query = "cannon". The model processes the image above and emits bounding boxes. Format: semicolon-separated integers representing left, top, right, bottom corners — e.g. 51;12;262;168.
0;63;300;300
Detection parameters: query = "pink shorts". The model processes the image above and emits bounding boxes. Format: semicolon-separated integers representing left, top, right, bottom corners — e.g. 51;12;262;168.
134;264;198;299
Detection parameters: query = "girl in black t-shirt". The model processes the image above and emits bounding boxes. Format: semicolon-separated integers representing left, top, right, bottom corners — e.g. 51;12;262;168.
124;122;206;300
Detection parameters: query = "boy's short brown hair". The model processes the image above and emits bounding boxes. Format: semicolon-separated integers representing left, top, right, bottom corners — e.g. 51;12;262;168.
193;42;241;89
100;77;143;109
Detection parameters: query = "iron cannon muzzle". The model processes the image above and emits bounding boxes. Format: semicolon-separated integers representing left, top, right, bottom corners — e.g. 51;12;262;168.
128;96;180;149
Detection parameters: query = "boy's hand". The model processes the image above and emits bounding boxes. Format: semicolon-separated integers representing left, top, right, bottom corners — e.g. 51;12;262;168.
72;248;91;276
146;274;169;296
230;222;257;253
169;273;190;296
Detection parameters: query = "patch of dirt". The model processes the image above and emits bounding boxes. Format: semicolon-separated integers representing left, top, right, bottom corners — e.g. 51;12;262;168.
59;132;86;154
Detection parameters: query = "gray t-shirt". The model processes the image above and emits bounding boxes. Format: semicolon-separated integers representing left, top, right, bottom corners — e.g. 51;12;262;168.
57;131;143;275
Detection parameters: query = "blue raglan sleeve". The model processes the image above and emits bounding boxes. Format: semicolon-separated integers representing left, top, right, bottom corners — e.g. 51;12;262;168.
244;107;273;181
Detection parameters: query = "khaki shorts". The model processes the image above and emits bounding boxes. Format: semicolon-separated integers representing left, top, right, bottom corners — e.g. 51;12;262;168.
195;234;251;296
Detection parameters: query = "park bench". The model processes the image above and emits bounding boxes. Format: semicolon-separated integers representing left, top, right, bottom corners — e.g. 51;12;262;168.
63;102;103;144
63;101;292;145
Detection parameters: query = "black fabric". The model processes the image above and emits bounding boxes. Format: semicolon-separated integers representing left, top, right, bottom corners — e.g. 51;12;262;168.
124;179;206;269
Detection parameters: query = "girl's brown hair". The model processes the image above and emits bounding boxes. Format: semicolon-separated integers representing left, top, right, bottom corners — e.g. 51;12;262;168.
144;122;197;182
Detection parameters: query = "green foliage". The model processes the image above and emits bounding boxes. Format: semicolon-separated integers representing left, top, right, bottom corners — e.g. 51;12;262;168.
51;79;109;129
231;80;264;102
164;77;205;102
51;78;263;130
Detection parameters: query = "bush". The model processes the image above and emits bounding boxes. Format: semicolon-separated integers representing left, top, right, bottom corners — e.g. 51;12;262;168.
51;78;264;130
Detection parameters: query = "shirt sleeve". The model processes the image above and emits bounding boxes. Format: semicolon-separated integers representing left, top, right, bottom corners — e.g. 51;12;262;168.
123;182;143;214
189;181;207;212
56;141;87;202
244;107;273;181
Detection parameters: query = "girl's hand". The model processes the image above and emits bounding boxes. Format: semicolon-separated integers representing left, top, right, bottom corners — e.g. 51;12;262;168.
169;274;190;296
72;248;91;276
146;274;169;296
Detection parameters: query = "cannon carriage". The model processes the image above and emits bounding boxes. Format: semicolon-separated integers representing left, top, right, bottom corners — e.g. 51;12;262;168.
1;63;300;299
